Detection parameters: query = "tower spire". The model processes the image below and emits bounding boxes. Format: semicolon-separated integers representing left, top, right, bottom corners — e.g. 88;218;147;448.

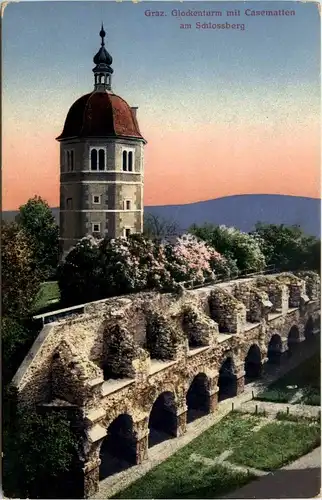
93;24;113;92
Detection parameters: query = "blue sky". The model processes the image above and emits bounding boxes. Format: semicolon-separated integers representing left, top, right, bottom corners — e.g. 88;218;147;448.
3;1;321;209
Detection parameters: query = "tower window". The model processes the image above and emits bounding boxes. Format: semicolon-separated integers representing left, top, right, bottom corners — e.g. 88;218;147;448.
92;223;101;233
91;149;98;171
65;149;75;172
90;147;106;171
98;149;105;171
128;151;133;172
122;148;135;172
124;199;132;210
124;228;131;238
66;197;73;209
122;151;127;171
93;195;101;204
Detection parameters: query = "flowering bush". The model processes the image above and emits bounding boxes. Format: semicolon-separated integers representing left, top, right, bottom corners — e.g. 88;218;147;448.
58;233;230;306
165;233;228;284
190;224;266;273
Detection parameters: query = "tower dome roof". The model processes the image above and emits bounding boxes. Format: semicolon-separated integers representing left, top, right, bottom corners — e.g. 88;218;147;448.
56;91;146;142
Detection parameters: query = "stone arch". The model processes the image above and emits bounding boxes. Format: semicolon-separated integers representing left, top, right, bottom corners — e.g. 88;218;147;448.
244;344;262;382
267;334;283;364
148;391;177;447
304;316;314;340
186;373;211;423
99;413;137;481
287;325;300;355
217;356;237;402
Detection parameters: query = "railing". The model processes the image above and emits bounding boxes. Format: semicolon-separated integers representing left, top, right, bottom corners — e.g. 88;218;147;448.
33;304;85;326
179;264;278;291
32;265;278;326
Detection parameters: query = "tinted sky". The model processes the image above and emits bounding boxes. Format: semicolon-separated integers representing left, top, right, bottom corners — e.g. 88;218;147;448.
2;0;320;210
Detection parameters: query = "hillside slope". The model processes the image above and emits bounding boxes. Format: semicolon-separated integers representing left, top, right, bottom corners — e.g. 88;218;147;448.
3;194;320;237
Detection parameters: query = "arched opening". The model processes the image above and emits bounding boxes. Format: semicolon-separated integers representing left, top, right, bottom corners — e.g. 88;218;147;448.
148;392;177;447
122;150;127;171
98;149;105;171
244;344;262;382
304;317;314;341
99;414;137;480
186;373;210;423
91;149;98;171
267;334;283;364
288;326;300;355
218;357;237;402
128;151;133;172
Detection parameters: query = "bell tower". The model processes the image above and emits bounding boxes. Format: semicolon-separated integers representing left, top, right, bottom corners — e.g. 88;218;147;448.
57;25;146;258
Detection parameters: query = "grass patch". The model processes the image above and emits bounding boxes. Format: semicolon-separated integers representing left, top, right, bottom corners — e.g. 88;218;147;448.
276;411;321;424
255;388;292;403
33;282;60;314
300;388;321;406
113;413;261;498
113;455;256;499
255;352;320;405
113;411;321;499
178;413;260;460
230;420;320;471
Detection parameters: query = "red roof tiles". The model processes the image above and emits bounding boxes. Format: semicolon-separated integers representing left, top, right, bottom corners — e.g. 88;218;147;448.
56;91;145;142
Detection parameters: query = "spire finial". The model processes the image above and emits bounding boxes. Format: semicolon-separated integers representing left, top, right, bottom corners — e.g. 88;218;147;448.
99;23;106;46
93;23;114;92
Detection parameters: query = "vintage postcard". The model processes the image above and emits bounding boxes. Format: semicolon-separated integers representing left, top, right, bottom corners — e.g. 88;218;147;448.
2;1;321;499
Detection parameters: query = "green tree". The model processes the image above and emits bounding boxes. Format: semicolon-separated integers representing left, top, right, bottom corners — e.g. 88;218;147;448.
16;195;59;280
2;221;41;318
3;401;79;498
190;223;266;273
253;223;320;272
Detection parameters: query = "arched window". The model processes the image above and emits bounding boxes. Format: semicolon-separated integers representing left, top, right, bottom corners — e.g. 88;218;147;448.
98;149;105;171
128;152;133;172
122;151;127;171
66;151;70;171
91;149;98;171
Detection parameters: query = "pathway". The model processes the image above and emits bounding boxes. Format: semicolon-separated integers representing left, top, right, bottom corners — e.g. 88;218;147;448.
95;339;319;499
238;400;320;419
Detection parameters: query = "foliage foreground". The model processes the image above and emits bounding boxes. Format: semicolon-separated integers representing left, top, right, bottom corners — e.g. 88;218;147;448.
113;413;320;499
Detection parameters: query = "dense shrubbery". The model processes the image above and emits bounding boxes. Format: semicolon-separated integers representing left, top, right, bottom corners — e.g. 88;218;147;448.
3;395;80;499
252;223;320;273
190;223;266;272
58;233;233;306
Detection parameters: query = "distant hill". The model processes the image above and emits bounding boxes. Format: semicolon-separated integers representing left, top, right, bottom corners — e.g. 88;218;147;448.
2;194;320;237
145;195;321;237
